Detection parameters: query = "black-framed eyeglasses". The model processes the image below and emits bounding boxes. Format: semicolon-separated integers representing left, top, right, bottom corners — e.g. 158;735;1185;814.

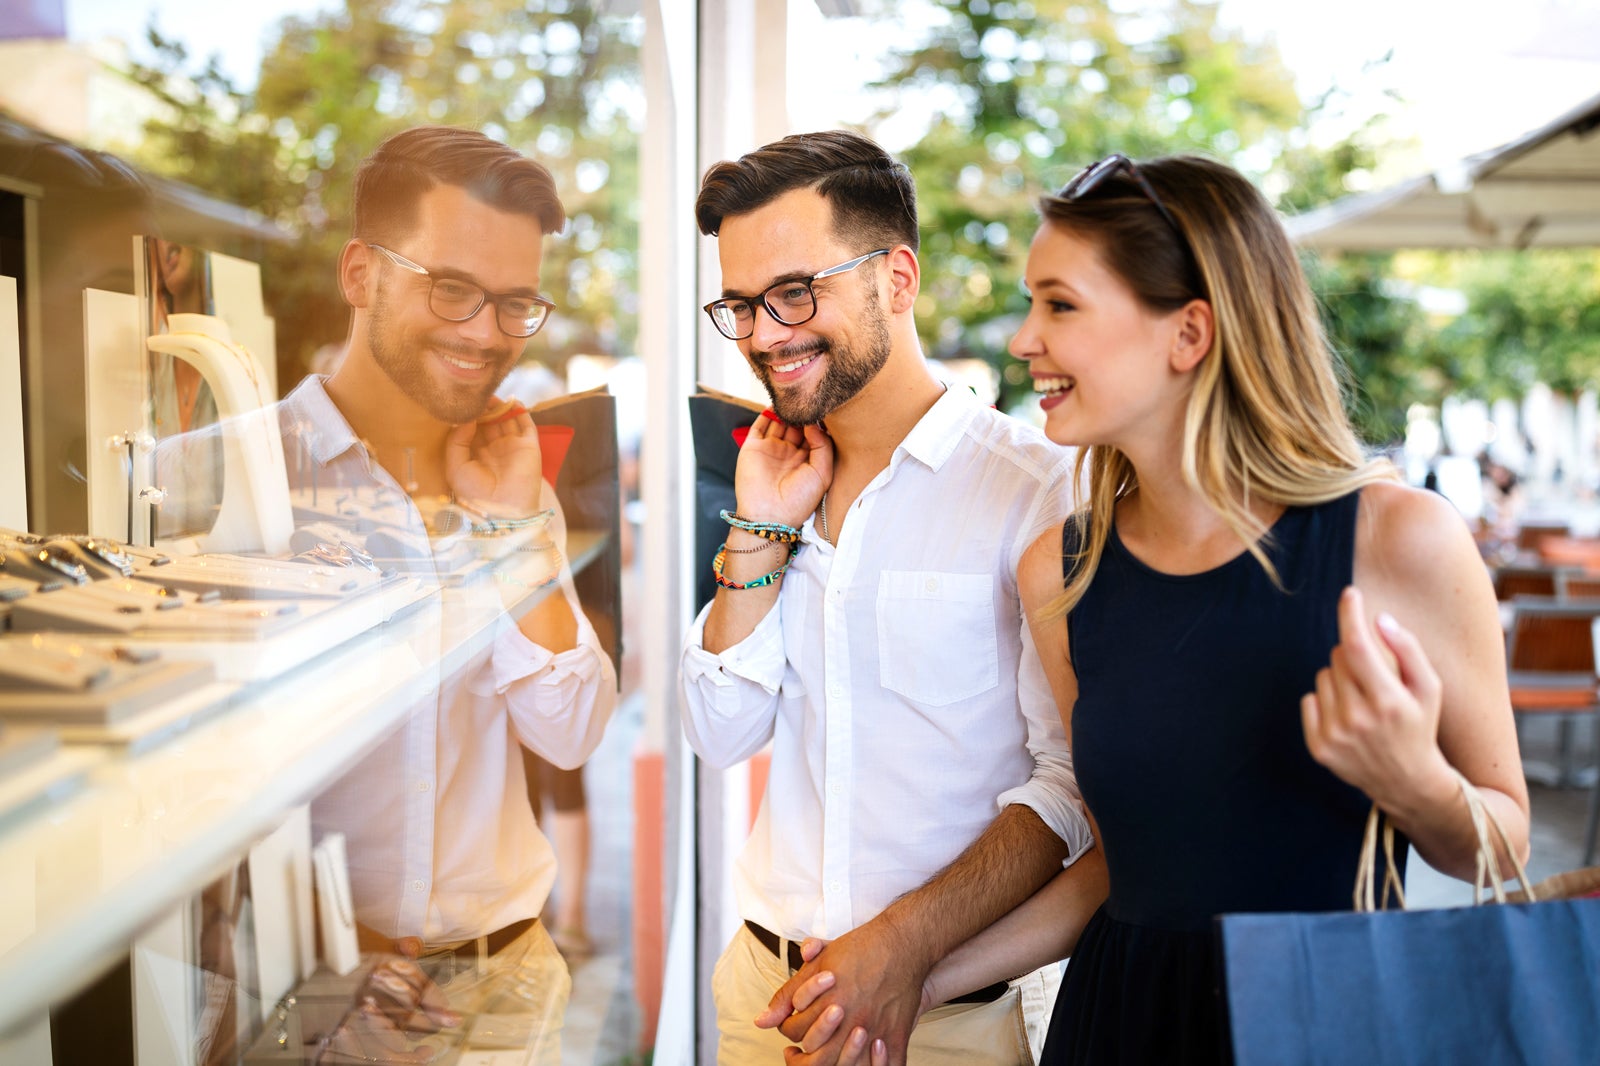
1059;154;1184;240
703;248;890;341
366;242;555;338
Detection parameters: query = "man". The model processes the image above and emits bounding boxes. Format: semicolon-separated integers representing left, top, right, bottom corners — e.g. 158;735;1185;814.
168;126;615;1063
679;130;1104;1066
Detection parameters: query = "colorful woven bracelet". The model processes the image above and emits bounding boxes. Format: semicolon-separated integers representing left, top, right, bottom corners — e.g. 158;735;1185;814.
719;509;801;543
712;542;795;590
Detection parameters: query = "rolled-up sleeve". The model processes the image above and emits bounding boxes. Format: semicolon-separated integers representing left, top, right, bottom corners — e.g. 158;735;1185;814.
679;597;788;769
490;598;616;770
997;609;1094;865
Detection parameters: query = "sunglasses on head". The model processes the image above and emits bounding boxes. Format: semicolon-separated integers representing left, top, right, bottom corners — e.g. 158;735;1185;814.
1058;154;1184;241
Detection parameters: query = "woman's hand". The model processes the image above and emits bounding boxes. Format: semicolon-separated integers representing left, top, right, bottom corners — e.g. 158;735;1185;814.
1302;585;1453;811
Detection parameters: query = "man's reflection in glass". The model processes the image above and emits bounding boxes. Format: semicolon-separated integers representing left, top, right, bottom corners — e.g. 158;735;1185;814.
163;126;616;1063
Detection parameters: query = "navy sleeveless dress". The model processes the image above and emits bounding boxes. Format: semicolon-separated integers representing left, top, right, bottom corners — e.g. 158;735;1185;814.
1040;492;1404;1065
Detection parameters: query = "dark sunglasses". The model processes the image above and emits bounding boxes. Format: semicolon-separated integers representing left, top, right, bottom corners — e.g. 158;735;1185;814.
1059;154;1184;240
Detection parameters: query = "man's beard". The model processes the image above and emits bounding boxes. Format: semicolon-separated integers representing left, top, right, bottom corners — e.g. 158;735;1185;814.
368;282;511;423
754;298;892;426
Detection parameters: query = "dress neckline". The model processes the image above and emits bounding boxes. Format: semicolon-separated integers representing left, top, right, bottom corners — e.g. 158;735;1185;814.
1107;504;1297;583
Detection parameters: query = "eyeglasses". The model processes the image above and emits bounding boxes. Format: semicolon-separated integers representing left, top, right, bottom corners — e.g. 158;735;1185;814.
1058;154;1184;240
703;249;890;341
366;242;555;338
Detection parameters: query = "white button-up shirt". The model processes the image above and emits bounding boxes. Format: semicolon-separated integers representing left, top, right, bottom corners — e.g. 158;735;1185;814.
282;376;616;944
681;387;1091;941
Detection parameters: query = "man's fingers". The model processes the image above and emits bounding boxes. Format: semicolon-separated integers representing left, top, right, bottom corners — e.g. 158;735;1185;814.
755;981;798;1029
791;969;836;1014
777;1001;825;1043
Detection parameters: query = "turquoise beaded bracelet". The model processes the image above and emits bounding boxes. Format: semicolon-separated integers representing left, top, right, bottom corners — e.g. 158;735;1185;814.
720;509;801;543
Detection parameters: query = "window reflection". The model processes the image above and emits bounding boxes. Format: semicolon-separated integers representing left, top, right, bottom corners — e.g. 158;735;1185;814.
0;5;647;1062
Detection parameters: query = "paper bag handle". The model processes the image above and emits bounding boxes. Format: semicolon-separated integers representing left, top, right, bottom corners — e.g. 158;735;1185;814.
1354;768;1534;912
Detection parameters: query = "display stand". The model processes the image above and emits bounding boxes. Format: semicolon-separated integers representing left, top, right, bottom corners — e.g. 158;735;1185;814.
0;531;608;1036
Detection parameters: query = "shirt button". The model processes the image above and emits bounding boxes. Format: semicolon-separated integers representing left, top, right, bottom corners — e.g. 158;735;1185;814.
417;781;431;793
411;880;425;892
828;685;842;699
925;577;939;592
829;880;843;894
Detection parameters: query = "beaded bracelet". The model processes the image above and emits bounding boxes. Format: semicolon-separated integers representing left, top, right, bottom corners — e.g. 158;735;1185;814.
719;509;801;544
712;541;796;590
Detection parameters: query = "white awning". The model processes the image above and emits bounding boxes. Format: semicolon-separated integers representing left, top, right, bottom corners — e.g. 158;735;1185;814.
1287;90;1600;251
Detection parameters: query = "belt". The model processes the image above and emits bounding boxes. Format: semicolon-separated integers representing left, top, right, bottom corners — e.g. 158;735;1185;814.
744;920;1009;1006
437;916;538;960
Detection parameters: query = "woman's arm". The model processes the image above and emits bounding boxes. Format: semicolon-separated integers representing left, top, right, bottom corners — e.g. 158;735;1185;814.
1306;481;1530;880
787;528;1110;1057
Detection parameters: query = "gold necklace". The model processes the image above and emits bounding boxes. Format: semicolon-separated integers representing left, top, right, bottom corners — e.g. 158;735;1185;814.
819;491;830;543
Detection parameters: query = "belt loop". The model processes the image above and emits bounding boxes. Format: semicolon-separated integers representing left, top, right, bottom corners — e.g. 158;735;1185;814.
778;935;795;973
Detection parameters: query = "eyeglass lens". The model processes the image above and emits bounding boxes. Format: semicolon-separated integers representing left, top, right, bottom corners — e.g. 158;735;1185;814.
428;280;547;338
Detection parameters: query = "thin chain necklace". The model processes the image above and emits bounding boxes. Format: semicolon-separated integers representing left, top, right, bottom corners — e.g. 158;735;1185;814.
819;491;830;543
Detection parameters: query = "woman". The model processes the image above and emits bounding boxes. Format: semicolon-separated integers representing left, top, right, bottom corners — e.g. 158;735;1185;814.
792;154;1528;1066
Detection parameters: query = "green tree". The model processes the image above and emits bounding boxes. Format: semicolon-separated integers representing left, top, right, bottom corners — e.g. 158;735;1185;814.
1305;253;1437;445
865;0;1304;407
120;0;642;391
1434;249;1600;398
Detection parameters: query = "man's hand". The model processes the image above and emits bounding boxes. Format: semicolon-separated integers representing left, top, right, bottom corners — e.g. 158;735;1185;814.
752;921;931;1066
733;411;833;529
445;396;544;515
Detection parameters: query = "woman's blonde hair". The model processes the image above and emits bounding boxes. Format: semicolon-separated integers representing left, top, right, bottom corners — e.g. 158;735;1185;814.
1040;154;1397;619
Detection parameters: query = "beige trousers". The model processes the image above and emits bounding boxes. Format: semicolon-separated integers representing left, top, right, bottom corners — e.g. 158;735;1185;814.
712;922;1059;1065
422;920;571;1066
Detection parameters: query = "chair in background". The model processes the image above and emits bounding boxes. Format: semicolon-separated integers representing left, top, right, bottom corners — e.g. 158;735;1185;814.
1504;597;1600;862
1517;520;1572;556
1540;535;1600;572
1494;565;1569;601
1557;571;1600;599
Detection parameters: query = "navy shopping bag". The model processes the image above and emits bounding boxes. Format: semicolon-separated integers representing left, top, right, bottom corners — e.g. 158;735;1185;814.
1218;897;1600;1066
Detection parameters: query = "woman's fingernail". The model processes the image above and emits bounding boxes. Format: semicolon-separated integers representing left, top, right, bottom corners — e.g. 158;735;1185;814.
1376;611;1399;634
816;971;835;988
825;1004;842;1022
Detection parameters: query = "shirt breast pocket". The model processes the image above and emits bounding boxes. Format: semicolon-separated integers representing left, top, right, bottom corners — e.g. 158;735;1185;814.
876;570;999;706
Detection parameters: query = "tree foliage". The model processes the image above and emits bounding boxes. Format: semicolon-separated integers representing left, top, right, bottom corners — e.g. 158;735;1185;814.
1432;250;1600;399
866;0;1304;407
120;0;642;390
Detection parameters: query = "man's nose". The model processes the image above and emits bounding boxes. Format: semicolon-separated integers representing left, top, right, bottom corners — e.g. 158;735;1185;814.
749;301;796;351
456;300;503;345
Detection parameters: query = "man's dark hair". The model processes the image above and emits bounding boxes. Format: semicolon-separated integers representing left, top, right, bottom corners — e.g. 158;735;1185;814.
695;130;918;252
352;125;566;241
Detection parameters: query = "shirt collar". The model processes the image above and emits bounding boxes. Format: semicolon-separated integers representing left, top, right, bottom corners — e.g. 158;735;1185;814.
282;374;363;466
894;383;978;473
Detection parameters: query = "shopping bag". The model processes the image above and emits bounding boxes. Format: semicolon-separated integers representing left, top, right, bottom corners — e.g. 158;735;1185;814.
1219;773;1600;1066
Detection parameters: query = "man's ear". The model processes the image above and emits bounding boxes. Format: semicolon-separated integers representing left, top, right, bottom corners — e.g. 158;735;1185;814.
887;245;920;315
1170;298;1214;374
338;239;372;309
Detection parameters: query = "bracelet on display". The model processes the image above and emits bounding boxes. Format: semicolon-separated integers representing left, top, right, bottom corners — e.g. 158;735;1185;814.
712;541;796;590
719;510;801;544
